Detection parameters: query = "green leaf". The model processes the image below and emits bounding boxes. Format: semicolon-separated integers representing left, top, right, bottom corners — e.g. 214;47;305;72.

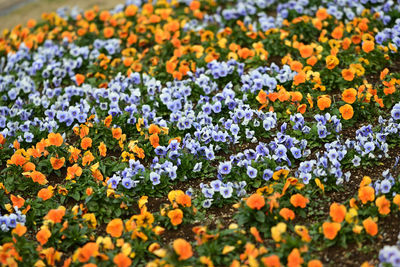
255;210;265;223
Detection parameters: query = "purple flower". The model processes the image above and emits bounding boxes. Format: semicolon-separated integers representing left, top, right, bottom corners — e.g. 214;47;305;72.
150;172;161;185
290;147;302;159
220;186;233;198
247;166;257;179
121;178;133;189
219;161;232;175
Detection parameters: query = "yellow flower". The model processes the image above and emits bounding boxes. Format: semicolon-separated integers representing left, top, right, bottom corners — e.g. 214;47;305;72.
315;178;325;192
345;208;358;224
271;222;287;242
122;243;132;256
83;213;97;229
222;245;235;255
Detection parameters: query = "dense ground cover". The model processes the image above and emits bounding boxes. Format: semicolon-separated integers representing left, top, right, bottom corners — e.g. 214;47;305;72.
1;0;400;266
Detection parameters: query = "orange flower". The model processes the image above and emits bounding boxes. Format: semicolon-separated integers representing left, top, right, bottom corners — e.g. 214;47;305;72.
99;10;111;21
149;133;160;148
293;71;306;85
290;61;303;72
250;227;263;243
189;0;200;10
380;68;389;80
38;187;54;201
176;194;191;207
168;209;183;226
45;207;65;223
326;55;339;70
342;88;357;104
299;45;313;58
78;242;98;263
103;27;115;38
375;195;390;215
322;222;341;240
363;217;378;236
329;203;346;223
290;91;303;102
36;228;51;245
30;171;48;185
98;142;107;157
261;255;281;267
10;195;25;209
307;56;318;66
308;259;323;267
256;89;268;105
279;208;295;220
12;224;27;237
112;128;122;140
173;238;193;260
246;194;265;210
125;5;138;16
287;248;304;267
316;8;328;20
75;74;85;86
113;253;131;267
104;115;112;128
342;69;355;81
67;164;82;179
84;10;95;21
149;124;161;134
50;157;65;170
339;104;354;120
290;194;309;208
297;104;307;114
48;133;63;146
81;137;92;150
86;187;93;196
362;40;374;53
394;194;400;209
317;96;331;111
9;153;27;166
106;219;124;237
358;186;375;204
331;26;343;39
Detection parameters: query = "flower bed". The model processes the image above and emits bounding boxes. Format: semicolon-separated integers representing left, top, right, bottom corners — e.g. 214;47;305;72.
1;0;400;266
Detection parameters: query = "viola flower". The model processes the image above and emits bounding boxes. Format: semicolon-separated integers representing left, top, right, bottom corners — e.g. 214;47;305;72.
290;194;309;208
36;227;51;245
317;96;331;111
342;69;355;81
279;208;295;221
322;222;341;240
173;238;193;260
45;207;65;223
246;166;257;178
363;217;378;236
329;203;346;223
271;222;287;242
287;248;304;267
106;218;124;237
168;209;183;226
246;194;265;210
375;195;390;215
113;253;131;267
50;157;65;170
362;41;375;53
358;186;375;204
261;255;281;267
339;104;354;120
150;172;161;185
38;187;54;201
342;88;357;104
81;137;92;150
